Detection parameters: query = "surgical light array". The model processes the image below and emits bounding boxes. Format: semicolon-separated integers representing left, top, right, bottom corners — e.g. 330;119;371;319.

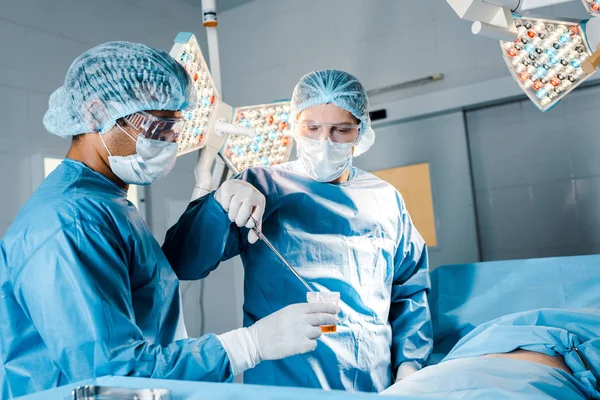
169;32;293;174
446;0;600;111
171;33;219;155
501;17;594;111
223;103;293;174
582;0;600;15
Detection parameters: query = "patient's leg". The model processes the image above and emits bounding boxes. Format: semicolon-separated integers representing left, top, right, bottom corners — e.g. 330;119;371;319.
483;349;573;375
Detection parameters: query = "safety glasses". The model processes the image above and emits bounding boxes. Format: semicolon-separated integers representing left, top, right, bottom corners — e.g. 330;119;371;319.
123;111;185;143
294;120;361;144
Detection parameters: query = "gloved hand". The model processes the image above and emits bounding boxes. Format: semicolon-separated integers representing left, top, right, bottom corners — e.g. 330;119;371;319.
249;302;339;361
217;302;339;375
214;179;265;244
395;361;420;383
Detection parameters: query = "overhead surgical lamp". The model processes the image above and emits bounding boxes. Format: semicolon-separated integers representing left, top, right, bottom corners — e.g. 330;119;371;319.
446;0;600;111
222;103;293;174
582;0;600;16
168;0;293;201
501;16;600;110
446;0;581;41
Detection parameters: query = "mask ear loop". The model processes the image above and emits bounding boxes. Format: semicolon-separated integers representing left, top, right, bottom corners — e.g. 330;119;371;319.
115;122;140;143
99;122;140;158
98;133;113;157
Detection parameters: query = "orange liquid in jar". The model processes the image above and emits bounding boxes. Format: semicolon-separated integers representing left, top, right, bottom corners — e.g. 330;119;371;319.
321;325;337;333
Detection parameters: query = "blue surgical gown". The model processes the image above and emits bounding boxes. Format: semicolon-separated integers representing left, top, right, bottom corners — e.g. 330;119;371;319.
0;159;231;399
163;161;433;392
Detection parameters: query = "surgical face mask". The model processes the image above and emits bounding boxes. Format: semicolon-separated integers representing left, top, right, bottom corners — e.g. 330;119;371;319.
99;124;178;186
295;136;354;182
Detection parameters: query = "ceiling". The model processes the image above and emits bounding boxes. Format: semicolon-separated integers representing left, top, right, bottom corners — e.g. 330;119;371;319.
181;0;257;13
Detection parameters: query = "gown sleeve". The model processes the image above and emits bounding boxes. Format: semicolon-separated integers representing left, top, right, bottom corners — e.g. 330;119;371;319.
10;220;233;383
162;192;246;280
388;196;433;376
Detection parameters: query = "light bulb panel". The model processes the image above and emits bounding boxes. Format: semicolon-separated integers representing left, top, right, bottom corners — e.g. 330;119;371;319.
501;17;594;111
582;0;600;16
222;102;294;174
169;32;220;155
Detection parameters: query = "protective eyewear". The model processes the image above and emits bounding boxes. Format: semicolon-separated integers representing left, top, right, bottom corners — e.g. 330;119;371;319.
294;120;361;144
123;111;185;143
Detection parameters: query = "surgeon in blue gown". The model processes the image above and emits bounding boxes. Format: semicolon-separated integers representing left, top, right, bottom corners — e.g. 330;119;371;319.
0;43;338;399
163;70;433;393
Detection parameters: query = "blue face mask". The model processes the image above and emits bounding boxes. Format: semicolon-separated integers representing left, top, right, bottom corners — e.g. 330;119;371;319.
99;125;178;186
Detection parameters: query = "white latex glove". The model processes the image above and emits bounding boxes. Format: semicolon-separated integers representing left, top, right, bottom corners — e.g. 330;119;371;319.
217;303;339;375
214;179;266;244
395;361;420;382
250;302;339;360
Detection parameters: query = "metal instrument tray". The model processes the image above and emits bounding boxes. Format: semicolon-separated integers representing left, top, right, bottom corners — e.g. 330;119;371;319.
72;385;171;400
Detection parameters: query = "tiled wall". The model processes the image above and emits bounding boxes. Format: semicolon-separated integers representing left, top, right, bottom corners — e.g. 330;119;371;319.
468;84;600;260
